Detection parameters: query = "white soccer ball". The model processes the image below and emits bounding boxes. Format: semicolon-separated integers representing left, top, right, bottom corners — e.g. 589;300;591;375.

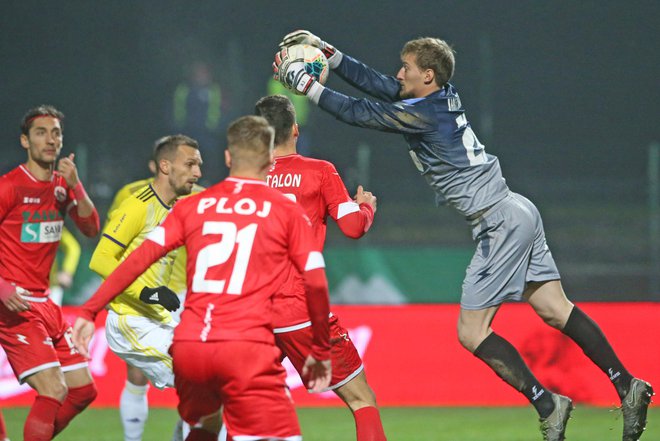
290;44;329;86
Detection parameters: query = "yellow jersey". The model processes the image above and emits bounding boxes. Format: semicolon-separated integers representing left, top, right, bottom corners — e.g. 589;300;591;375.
91;184;176;323
104;177;204;295
107;177;154;219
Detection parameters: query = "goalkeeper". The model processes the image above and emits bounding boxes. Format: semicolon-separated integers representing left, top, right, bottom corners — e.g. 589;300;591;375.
274;31;653;441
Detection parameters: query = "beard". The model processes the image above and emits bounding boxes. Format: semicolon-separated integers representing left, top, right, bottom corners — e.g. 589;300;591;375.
398;84;413;99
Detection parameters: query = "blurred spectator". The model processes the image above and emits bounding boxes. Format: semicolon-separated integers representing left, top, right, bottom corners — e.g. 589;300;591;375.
170;61;226;184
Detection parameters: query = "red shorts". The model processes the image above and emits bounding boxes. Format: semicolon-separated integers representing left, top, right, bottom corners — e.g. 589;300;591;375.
171;340;301;439
275;314;363;390
0;298;87;383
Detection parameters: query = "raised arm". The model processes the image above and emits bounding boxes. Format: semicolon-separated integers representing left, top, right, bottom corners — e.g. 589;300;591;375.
279;29;400;101
59;153;100;237
273;47;433;134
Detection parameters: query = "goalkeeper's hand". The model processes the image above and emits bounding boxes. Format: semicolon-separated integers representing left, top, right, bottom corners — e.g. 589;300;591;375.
273;46;317;96
139;286;180;311
279;29;342;69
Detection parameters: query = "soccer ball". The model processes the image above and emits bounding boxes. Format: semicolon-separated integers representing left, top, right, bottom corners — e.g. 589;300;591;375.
291;44;329;86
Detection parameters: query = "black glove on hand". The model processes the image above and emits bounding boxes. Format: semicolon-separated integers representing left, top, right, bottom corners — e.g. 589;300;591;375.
139;286;180;311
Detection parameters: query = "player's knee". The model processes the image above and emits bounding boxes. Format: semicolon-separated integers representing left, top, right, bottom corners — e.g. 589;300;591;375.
45;381;69;402
535;306;570;330
69;382;98;410
457;325;482;353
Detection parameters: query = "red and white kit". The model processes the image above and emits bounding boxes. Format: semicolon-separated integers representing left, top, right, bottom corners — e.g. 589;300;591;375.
0;165;99;382
80;177;331;439
268;154;374;388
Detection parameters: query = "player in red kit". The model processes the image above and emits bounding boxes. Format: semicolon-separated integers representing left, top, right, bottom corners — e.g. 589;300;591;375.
0;105;100;441
256;95;386;441
72;115;331;441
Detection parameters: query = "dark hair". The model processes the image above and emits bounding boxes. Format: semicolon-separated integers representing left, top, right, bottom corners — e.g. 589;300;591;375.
401;38;455;87
226;115;274;169
153;134;199;173
254;95;296;145
21;105;65;135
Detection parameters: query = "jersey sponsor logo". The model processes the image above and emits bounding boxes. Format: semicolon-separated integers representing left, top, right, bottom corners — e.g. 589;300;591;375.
197;197;271;218
54;185;68;202
21;220;64;243
22;209;62;222
43;337;54;347
16;334;29;345
22;197;41;204
267;173;302;188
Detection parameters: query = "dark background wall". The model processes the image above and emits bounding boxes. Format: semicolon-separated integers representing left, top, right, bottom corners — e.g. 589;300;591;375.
2;1;659;299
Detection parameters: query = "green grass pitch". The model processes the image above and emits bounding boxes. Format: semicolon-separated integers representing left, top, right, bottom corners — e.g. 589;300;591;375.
3;406;658;440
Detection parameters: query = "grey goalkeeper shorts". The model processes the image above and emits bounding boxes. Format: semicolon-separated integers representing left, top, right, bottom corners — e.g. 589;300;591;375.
461;192;560;310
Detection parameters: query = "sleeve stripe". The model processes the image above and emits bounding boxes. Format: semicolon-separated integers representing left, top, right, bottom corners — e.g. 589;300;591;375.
103;233;126;248
337;201;360;219
304;251;326;271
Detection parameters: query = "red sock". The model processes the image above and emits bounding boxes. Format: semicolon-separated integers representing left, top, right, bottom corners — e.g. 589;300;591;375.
53;383;98;435
354;406;387;441
24;395;61;441
0;410;8;439
186;428;217;441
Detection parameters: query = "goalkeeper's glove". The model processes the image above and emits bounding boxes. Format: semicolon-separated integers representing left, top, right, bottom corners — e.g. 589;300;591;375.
273;46;317;96
139;286;180;311
279;29;342;69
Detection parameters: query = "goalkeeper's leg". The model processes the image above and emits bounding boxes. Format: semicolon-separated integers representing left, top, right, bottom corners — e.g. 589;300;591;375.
459;306;558;419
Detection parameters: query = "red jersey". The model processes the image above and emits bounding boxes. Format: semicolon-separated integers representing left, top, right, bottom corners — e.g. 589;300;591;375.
82;177;330;351
0;165;99;295
267;154;374;328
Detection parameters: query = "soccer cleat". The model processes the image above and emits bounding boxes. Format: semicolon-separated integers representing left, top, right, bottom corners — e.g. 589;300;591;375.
539;394;573;441
621;378;654;441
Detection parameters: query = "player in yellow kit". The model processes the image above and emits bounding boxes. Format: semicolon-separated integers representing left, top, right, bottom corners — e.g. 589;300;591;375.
106;159;204;322
49;227;82;305
90;135;202;441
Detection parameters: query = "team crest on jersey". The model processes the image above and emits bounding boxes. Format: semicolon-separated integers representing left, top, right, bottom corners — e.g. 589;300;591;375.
54;185;67;202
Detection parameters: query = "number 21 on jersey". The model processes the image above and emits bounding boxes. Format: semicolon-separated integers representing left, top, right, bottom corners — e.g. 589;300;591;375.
192;221;257;295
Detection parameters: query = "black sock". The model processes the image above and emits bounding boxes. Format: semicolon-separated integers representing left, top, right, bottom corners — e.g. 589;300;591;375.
474;332;555;418
561;306;633;399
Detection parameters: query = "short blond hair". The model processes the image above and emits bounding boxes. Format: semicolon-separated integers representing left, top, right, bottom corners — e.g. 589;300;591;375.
226;115;274;170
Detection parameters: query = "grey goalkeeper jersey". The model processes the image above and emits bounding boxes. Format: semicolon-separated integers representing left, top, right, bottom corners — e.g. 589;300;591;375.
318;54;509;217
